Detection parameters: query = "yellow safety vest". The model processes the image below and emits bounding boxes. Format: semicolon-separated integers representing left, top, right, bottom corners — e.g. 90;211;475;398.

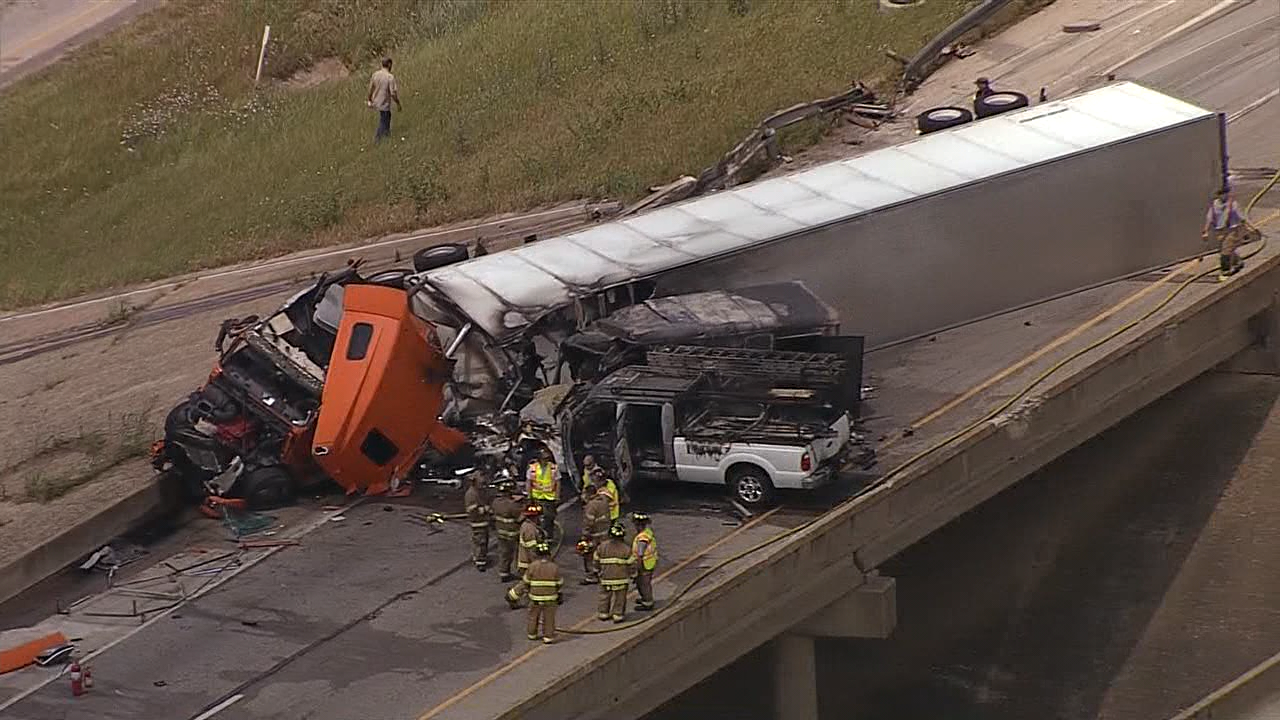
600;478;620;521
632;528;658;572
530;462;556;501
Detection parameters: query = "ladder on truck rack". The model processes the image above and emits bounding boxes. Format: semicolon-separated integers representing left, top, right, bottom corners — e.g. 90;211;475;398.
646;345;847;386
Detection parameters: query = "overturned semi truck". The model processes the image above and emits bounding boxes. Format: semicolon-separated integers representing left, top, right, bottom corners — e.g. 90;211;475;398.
154;82;1223;506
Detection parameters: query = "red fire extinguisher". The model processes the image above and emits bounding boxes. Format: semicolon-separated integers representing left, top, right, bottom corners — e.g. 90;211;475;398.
69;662;84;696
83;665;94;690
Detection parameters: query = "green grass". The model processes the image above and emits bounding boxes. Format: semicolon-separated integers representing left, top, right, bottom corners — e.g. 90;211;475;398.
17;411;154;503
0;0;976;308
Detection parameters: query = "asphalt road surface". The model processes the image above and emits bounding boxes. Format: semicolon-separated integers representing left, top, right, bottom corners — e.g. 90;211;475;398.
0;0;149;87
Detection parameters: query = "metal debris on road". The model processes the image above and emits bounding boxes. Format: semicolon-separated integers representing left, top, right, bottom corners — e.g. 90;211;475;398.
1063;21;1102;33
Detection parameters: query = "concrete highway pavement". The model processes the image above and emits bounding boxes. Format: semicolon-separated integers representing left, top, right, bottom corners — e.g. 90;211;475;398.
0;0;148;87
1;488;818;719
0;2;1276;719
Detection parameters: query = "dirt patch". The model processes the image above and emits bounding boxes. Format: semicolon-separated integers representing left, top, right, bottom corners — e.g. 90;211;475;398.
283;57;350;91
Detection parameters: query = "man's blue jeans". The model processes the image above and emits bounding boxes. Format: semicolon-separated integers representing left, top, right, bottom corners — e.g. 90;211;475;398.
375;110;392;142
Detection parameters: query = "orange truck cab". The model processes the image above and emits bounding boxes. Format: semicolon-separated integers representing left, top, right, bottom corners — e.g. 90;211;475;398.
154;266;468;508
312;283;466;495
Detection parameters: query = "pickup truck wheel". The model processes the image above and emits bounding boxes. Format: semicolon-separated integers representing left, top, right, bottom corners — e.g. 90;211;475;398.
729;466;776;508
236;466;295;510
412;243;469;272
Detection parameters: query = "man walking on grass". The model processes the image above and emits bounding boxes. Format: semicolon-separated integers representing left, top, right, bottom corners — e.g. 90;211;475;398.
367;57;402;143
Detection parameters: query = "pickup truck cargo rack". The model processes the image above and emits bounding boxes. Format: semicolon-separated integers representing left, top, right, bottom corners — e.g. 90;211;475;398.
646;345;847;387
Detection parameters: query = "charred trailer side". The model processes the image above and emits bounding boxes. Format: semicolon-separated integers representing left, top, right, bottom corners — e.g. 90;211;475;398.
410;82;1221;417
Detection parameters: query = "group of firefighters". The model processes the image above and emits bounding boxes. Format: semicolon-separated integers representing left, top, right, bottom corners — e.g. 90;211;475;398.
462;447;659;644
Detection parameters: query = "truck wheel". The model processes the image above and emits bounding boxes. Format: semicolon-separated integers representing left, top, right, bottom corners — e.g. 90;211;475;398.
236;466;295;510
975;91;1029;119
412;243;469;272
916;106;972;134
729;465;776;508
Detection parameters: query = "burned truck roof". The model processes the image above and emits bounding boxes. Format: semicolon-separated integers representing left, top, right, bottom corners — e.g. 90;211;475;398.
580;282;836;347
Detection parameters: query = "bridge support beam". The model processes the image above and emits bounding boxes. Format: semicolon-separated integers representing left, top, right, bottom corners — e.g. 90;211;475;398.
793;572;897;639
771;573;897;720
773;634;819;720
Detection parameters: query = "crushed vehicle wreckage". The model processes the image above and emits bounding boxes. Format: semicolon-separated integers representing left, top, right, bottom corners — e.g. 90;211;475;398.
152;246;866;510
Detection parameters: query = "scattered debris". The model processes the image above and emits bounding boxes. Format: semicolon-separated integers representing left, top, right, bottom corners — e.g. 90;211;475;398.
329;515;346;522
1;632;69;673
35;644;75;667
624;82;881;215
238;539;299;550
154;680;167;687
1063;21;1102;33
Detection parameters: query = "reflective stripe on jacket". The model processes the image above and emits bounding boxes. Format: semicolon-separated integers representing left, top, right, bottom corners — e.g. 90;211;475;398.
464;486;490;529
517;520;541;569
526;559;562;602
529;462;557;501
594;538;634;588
632;528;658;572
599;479;620;520
492;495;521;539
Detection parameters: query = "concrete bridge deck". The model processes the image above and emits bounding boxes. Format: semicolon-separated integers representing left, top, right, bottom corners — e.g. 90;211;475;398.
4;237;1277;720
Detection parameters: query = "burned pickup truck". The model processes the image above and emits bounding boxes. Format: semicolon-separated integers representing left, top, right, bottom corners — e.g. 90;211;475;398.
537;344;863;507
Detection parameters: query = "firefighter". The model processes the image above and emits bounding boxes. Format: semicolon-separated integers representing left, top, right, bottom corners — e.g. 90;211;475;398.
505;504;544;608
631;513;659;611
491;479;523;582
578;483;612;585
594;522;634;622
527;446;560;537
525;541;563;644
581;454;599;487
1203;187;1245;280
463;470;491;571
591;465;621;522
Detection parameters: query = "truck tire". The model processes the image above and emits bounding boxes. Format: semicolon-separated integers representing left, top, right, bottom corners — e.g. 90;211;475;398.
235;465;295;510
412;243;468;272
728;465;776;508
916;106;972;134
975;91;1029;119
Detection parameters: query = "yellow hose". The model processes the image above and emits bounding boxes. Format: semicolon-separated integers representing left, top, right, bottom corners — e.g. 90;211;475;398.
560;168;1280;635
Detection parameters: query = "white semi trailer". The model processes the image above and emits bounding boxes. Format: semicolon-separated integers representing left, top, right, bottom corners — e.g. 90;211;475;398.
407;81;1223;417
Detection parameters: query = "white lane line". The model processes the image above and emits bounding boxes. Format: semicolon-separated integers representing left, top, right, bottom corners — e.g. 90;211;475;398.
190;694;244;720
0;204;589;326
0;500;364;713
1119;14;1269;80
1228;88;1280;122
1103;0;1248;76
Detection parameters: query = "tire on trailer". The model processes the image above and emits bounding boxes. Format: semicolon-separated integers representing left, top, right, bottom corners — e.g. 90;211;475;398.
728;464;777;508
975;91;1030;119
235;465;296;510
412;243;469;272
916;106;973;134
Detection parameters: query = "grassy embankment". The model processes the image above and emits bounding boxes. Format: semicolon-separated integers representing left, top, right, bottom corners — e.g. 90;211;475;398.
0;0;974;309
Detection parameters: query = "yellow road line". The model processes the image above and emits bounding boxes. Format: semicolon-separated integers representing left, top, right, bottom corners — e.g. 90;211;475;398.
418;507;784;720
882;257;1202;449
1253;209;1280;229
2;1;130;61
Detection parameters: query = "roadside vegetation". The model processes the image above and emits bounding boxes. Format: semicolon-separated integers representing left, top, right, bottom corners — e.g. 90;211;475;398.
9;412;154;503
0;0;974;308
